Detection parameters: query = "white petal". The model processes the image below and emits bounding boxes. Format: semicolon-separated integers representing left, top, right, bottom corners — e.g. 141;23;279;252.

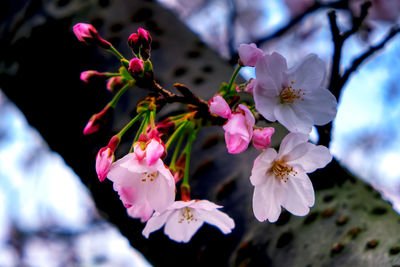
108;158;143;187
142;210;174;238
297;88;337;125
164;209;204;243
252;176;283;222
278;133;309;158
281;172;314;216
287;145;332;173
147;172;175;212
250;149;277;186
196;209;235;234
274;104;313;133
286;54;326;90
189;199;222;211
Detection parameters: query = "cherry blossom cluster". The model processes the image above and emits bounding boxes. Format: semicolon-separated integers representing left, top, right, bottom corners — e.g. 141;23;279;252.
74;23;337;242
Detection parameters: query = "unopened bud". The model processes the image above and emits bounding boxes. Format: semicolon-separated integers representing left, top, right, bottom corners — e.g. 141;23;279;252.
73;23;111;49
83;105;113;135
106;76;125;93
127;33;140;54
128;58;144;76
80;70;106;83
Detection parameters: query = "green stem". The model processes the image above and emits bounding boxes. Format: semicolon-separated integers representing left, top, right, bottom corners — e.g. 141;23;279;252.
169;132;186;171
109;45;125;61
149;110;156;130
108;83;130;108
117;112;144;138
227;65;242;93
134;112;149;143
165;122;187;150
181;127;197;187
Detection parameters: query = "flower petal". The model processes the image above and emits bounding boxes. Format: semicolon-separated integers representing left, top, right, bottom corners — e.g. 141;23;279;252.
147;171;175;212
252;176;283;222
108;154;143;186
278;133;309;157
287;144;332;173
296;88;337;125
274;104;313;133
250;148;277;186
196;209;235;234
164;209;204;243
238;43;264;66
286;54;326;91
142;210;174;238
281;172;314;216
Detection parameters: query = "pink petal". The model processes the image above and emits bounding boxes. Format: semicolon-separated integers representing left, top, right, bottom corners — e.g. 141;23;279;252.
238;43;264;67
252;127;275;150
127;201;154;222
145;139;165;166
209;95;232;119
147;171;175;212
95;147;113;182
287;144;332;173
108;154;143;186
252;178;283;222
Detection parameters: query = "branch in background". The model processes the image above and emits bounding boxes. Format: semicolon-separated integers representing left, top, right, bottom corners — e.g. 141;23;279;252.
340;25;400;88
318;1;400;147
227;0;238;58
229;0;349;64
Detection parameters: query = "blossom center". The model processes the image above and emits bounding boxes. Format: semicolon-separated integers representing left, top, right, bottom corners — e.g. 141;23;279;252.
279;81;305;104
271;160;297;183
141;171;158;182
178;207;197;223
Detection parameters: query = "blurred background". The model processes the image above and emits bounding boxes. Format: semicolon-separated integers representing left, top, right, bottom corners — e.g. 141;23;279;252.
0;0;399;265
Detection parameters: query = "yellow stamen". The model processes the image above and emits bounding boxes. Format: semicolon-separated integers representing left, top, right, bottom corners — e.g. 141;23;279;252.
279;81;305;104
270;160;297;183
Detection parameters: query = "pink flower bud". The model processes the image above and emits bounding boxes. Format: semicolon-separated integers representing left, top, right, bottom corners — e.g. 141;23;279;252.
95;135;120;182
138;28;152;43
128;58;144;76
127;33;140;53
238;43;263;67
208;94;232;119
73;23;111;49
223;104;255;154
83;105;113;135
80;70;106;83
145;139;165;166
252;127;275;150
106;76;125;93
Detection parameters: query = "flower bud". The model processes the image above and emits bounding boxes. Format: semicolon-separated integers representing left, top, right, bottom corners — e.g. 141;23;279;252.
83;105;113;135
127;28;152;60
95;136;120;182
252;127;274;150
73;23;111;49
208;94;232;119
245;79;256;95
127;33;140;54
128;58;144;76
238;43;263;67
106;76;125;93
80;70;106;83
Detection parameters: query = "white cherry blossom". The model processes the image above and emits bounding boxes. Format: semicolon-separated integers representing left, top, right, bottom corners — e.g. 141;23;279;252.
142;200;235;243
254;52;337;133
249;133;332;222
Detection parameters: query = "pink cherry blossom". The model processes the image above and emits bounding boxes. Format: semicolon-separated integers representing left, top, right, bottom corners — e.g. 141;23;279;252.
137;28;152;43
254;52;337;133
252;127;275;150
223;104;255;154
249;133;332;222
107;152;175;213
208;94;232;119
95;136;120;182
142;200;235;243
238;43;264;67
